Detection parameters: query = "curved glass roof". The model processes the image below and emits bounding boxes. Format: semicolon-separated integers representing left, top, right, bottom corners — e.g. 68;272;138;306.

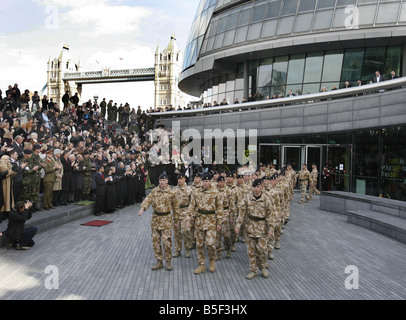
183;0;406;71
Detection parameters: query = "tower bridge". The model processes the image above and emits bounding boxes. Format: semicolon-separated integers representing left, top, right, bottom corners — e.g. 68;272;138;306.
46;34;194;110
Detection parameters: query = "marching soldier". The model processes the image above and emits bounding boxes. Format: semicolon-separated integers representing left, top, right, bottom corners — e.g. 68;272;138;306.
215;175;237;260
309;164;321;198
172;172;193;258
297;164;311;203
187;173;223;274
139;172;180;271
236;173;249;242
189;172;202;249
225;172;240;252
235;179;277;280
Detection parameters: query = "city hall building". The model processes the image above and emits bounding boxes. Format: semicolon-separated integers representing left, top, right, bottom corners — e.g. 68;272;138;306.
153;0;406;201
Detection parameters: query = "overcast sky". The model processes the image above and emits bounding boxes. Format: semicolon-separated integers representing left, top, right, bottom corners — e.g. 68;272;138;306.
0;0;199;109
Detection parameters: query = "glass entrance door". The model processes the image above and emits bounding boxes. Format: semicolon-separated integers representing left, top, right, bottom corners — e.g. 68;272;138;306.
327;145;352;192
282;146;304;172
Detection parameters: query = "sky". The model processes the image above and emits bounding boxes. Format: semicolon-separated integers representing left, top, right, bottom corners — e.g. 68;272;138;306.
0;0;200;110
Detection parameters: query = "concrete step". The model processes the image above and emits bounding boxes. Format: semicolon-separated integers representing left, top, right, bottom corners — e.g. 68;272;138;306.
347;209;406;244
0;202;95;248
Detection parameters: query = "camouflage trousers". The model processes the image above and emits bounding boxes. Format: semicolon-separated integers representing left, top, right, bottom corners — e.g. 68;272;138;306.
267;222;282;253
174;215;194;251
300;183;310;202
309;182;320;198
21;180;40;204
216;210;231;251
151;225;172;262
83;175;92;196
195;228;217;265
246;236;268;273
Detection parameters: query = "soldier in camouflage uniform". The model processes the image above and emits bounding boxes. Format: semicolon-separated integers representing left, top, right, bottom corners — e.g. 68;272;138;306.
225;172;240;252
172;172;193;258
309;164;321;199
297;164;311;203
82;152;93;200
187;173;223;274
189;172;202;249
21;149;41;211
139;172;180;271
235;179;277;280
215;175;237;260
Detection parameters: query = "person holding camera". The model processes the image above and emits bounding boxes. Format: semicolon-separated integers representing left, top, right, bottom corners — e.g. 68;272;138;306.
1;200;37;250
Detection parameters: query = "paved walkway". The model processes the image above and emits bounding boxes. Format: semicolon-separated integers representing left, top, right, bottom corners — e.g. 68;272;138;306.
0;193;405;300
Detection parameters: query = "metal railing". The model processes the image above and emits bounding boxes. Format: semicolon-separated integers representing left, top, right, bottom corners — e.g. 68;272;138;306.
62;67;155;80
149;77;406;117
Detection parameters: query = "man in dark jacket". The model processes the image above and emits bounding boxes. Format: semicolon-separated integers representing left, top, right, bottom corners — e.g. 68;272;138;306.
95;165;108;216
3;200;37;250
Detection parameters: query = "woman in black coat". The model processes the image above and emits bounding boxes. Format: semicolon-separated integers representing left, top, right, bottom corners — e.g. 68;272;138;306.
94;166;107;216
134;163;145;203
105;167;117;213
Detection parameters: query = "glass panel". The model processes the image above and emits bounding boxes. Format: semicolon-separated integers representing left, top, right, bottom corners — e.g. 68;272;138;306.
298;0;316;12
322;51;344;82
340;49;365;83
252;4;266;22
213;33;225;50
272;56;289;87
247;23;262;41
261;19;278;38
285;84;303;96
277;16;294;35
304;52;324;83
223;29;236;46
206;36;215;52
281;0;299;16
287;53;305;84
294;13;313;32
380;126;406;201
358;5;377;26
336;0;356;7
260;145;281;169
302;83;320;94
361;47;386;83
258;64;273;88
328;146;352;192
266;0;282;19
376;2;400;24
399;3;406;22
217;16;228;33
317;0;336;9
227;12;240;29
384;46;402;77
239;9;252;26
332;8;348;28
312;10;333;30
234;26;248;43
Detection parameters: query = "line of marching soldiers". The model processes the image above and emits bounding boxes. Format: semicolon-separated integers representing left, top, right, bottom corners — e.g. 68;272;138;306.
138;164;298;280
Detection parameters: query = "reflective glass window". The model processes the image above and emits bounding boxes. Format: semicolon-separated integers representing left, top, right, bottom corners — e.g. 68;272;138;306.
298;0;316;12
257;58;273;88
361;47;386;83
287;53;305;84
261;19;278;38
272;56;289;87
227;12;240;29
332;8;348;28
252;4;266;22
294;13;313;32
312;10;333;30
340;49;365;83
285;84;303;96
223;29;236;46
213;33;225;50
384;46;402;77
304;52;324;83
336;0;356;7
266;0;282;19
399;2;406;22
206;36;215;52
247;23;263;41
209;19;219;37
217;16;228;33
277;16;294;35
281;0;299;16
358;5;377;26
234;26;248;43
376;2;400;24
239;9;252;26
317;0;336;9
322;51;344;82
302;83;321;94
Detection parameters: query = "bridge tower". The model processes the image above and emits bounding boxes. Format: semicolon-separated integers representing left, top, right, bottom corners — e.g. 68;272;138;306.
47;44;81;108
154;34;184;110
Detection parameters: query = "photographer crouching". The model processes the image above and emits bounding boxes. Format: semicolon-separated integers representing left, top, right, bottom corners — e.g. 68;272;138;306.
0;200;37;250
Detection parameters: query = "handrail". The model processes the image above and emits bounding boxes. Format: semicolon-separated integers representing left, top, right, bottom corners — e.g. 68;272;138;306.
149;77;406;117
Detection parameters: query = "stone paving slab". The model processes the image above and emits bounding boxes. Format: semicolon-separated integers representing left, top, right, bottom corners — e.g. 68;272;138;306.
0;193;405;300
